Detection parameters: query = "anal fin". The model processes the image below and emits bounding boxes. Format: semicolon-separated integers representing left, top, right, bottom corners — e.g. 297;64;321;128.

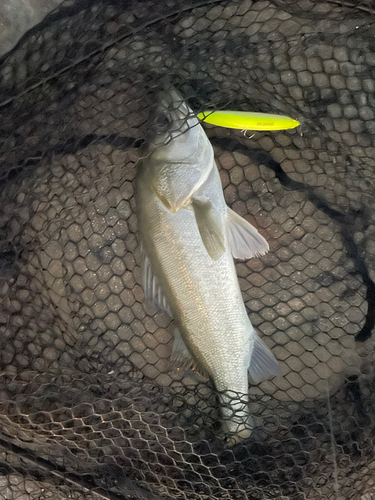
248;335;282;384
171;328;207;377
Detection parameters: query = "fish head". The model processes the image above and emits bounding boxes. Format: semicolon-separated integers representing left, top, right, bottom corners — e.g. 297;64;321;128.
143;87;214;212
149;87;200;154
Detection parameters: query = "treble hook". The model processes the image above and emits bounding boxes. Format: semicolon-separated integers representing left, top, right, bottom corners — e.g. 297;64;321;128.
242;129;256;139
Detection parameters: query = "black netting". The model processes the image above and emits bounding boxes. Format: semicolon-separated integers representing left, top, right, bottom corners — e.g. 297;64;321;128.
0;0;375;498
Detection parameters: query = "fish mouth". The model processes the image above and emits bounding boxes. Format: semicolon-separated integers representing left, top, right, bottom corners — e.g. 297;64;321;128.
146;85;203;153
158;88;190;120
152;87;199;137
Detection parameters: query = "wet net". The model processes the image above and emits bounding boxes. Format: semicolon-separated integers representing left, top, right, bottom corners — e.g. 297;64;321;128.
1;0;375;498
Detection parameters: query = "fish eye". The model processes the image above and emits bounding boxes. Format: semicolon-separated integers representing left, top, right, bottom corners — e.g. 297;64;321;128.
154;114;171;128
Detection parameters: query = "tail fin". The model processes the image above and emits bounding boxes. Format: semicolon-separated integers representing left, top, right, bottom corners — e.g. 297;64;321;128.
218;390;254;447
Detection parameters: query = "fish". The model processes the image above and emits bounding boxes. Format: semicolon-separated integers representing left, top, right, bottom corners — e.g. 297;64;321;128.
136;87;281;446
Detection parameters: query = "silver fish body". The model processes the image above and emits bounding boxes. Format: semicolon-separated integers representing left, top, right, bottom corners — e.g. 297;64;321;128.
136;89;281;445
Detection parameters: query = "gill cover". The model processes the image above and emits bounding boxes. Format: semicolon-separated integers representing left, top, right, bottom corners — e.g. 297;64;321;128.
144;88;215;213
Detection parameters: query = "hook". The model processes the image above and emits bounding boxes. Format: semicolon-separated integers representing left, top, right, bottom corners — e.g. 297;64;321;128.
242;129;256;139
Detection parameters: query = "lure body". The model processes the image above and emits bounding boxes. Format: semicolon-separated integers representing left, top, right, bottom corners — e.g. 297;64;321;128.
198;110;300;131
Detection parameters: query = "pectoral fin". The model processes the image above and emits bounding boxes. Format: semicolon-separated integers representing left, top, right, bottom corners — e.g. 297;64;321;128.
141;244;173;316
248;335;282;384
226;208;269;259
193;199;225;261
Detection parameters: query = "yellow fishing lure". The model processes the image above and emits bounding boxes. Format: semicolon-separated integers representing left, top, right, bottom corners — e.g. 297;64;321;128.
197;110;300;131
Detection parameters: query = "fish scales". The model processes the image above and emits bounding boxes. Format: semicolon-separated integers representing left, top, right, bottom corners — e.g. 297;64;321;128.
136;88;281;445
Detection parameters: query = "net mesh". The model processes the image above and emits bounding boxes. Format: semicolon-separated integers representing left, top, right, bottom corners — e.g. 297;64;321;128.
0;0;375;498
